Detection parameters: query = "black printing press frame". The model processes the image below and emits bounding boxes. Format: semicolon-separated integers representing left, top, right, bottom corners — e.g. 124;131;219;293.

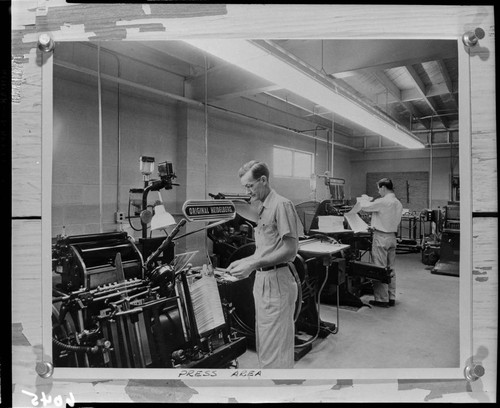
51;231;247;369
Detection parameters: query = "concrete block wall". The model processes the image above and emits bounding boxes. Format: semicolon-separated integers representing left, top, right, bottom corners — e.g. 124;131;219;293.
350;147;459;209
53;73;180;239
205;107;335;203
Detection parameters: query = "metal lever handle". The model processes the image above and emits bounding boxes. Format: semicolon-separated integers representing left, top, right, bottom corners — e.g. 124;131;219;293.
145;218;187;269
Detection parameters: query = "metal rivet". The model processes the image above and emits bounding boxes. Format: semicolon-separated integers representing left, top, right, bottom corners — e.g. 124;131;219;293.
38;33;55;53
462;28;486;47
464;363;485;381
35;361;54;378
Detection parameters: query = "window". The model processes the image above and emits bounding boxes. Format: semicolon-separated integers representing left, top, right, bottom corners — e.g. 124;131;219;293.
273;146;313;178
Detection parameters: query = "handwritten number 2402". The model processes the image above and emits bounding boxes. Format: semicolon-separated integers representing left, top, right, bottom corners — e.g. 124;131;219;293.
22;390;75;407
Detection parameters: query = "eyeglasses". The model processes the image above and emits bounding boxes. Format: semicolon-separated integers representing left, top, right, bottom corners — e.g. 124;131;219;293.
243;177;262;191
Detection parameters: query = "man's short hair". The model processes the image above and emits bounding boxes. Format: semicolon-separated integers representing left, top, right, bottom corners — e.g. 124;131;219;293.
377;178;394;190
238;160;270;180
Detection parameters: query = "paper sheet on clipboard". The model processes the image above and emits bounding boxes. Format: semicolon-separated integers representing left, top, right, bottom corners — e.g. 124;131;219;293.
189;274;226;336
344;211;370;233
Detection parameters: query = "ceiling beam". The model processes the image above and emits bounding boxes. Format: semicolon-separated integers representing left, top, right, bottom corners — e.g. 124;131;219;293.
331;69;434;130
372;71;401;101
436;59;459;109
331;59;457;130
322;77;410;133
331;50;457;79
371;82;457;105
371;70;429;129
261;40;424;147
333;74;426;130
402;83;458;103
405;64;449;129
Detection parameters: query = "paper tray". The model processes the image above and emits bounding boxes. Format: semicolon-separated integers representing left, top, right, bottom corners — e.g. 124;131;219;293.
298;241;350;256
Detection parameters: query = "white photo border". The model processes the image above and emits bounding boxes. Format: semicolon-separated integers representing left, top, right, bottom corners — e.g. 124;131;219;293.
42;34;471;382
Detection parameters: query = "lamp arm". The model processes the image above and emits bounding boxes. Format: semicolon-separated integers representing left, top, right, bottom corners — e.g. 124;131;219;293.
172;219;229;241
142;185;154;214
145;218;187;270
141;184;155;239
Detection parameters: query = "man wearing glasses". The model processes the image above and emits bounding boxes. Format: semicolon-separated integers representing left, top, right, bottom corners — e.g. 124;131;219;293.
227;160;303;368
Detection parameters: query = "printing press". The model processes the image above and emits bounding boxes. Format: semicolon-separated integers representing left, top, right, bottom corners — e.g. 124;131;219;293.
306;201;393;308
51;211;247;369
210;232;391;360
430;203;460;276
207;193;392;360
207;192;255;268
51;175;393;368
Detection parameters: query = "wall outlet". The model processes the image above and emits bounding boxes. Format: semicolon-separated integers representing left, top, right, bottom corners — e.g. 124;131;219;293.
115;211;125;223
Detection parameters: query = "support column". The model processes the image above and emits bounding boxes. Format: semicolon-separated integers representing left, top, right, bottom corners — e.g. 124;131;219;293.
176;102;209;265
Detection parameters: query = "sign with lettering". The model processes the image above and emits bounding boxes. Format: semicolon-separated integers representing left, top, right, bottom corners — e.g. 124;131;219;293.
182;200;236;222
327;177;345;185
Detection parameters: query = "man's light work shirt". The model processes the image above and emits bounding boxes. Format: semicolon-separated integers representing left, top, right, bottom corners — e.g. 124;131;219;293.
359;192;403;233
254;189;303;263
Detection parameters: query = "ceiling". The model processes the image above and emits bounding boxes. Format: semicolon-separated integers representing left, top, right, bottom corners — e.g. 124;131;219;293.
57;39;459;151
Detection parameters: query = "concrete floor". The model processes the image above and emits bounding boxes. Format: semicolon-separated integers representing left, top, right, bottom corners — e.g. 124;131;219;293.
237;252;460;369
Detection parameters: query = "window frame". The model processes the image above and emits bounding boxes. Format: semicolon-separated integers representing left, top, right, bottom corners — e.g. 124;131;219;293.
272;145;314;179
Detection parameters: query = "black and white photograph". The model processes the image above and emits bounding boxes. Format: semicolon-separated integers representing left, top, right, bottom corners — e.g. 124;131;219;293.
49;38;463;373
11;3;496;405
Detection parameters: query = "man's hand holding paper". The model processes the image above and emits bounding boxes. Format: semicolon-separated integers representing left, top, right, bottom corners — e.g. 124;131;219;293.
346;194;372;214
358;194;372;202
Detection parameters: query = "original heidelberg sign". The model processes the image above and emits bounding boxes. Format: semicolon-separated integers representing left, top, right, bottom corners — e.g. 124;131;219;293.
182;200;236;222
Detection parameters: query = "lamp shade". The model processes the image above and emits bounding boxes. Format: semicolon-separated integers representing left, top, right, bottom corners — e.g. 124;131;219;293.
151;204;176;231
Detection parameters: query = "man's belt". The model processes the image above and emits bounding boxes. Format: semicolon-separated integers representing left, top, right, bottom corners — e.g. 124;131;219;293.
260;263;289;271
373;229;397;235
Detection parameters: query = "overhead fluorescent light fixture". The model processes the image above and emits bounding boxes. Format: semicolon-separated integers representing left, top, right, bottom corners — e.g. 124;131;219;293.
183;39;424;149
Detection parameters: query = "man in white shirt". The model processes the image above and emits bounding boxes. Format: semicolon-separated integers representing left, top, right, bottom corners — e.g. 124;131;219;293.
227;160;303;368
349;178;403;308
